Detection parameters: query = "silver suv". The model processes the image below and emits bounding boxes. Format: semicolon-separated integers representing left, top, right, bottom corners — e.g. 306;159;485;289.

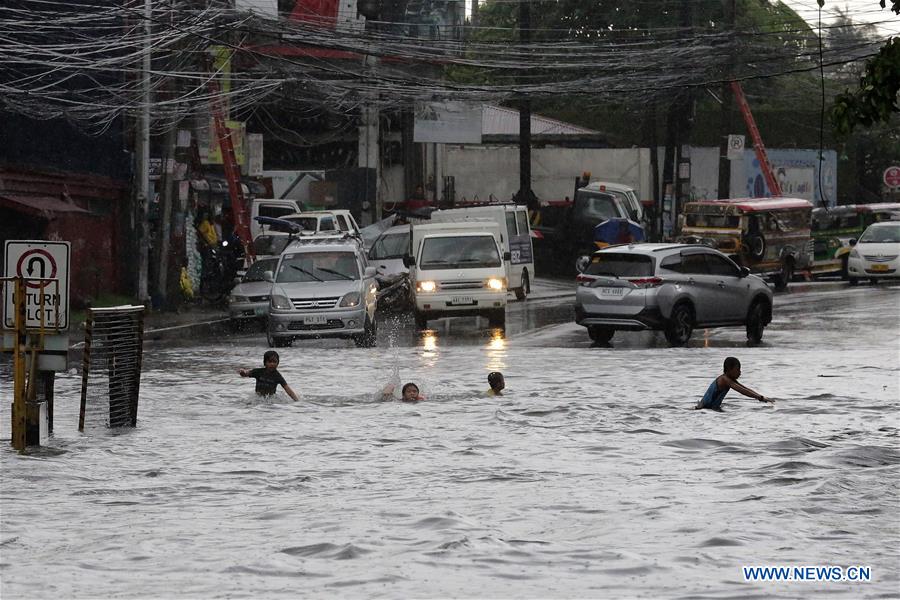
574;243;773;346
265;235;378;348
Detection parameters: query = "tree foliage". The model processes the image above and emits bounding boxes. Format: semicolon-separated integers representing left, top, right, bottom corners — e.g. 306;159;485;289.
830;1;900;136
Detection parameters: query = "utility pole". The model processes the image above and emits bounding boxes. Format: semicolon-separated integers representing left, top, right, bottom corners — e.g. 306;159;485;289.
136;0;151;303
717;0;736;199
515;0;533;207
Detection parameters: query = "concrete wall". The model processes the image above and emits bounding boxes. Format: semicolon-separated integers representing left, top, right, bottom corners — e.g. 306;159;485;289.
438;145;653;203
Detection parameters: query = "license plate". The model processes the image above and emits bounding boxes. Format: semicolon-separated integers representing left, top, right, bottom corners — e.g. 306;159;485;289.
598;287;626;296
870;264;889;272
254;307;267;316
450;296;474;305
303;315;327;325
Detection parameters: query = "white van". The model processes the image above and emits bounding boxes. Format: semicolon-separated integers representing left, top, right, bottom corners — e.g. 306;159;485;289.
405;222;510;329
428;204;535;300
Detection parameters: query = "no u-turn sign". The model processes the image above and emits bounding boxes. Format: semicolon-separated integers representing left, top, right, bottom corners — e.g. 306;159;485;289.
3;240;70;330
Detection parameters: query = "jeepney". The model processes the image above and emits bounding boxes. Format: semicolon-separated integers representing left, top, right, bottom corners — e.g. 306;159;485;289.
811;203;900;278
678;197;813;290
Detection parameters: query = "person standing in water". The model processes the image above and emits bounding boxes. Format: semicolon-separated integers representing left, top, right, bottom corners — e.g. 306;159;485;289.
238;350;300;401
696;356;771;411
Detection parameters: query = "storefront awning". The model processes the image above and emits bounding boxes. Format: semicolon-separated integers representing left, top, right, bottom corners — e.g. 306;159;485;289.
0;194;92;217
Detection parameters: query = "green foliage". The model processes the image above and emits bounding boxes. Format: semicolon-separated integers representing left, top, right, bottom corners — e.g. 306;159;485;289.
831;37;900;136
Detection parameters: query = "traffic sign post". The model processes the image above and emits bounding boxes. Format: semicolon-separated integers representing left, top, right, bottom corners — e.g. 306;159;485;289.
727;134;745;161
883;166;900;189
3;240;70;331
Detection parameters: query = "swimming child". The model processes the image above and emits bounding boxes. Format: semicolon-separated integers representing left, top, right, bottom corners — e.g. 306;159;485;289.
487;372;505;396
696;356;772;411
381;382;425;402
238;350;300;401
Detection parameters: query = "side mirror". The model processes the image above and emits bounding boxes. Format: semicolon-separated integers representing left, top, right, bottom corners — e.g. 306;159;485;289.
739;266;751;278
849;238;857;246
264;270;274;283
364;266;376;278
503;251;511;261
403;255;415;268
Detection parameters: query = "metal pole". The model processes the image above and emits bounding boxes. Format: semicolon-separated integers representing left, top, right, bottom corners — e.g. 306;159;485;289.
517;0;532;206
12;278;27;452
136;0;152;303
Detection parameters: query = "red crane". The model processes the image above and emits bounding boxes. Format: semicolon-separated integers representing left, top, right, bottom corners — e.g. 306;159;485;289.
730;81;783;197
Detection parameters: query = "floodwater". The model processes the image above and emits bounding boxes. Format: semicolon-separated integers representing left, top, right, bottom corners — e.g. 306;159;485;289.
1;285;899;598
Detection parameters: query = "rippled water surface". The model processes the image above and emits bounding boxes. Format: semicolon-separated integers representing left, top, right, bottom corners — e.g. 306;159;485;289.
2;287;899;598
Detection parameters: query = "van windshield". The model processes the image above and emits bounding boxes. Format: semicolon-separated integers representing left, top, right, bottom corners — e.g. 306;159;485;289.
585;253;653;277
243;258;278;282
276;252;359;282
370;231;410;259
575;192;623;221
253;235;291;257
420;236;500;270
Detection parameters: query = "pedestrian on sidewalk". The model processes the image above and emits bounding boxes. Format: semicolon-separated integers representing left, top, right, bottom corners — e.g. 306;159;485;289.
238;350;299;401
696;356;772;411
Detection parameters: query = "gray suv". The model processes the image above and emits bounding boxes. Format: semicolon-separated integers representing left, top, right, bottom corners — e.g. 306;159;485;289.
265;235;378;348
574;243;773;346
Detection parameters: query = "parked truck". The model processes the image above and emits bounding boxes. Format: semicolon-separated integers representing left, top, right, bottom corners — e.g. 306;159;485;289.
530;179;646;273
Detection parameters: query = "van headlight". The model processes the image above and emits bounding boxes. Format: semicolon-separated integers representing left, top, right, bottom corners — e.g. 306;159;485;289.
339;291;361;307
270;294;292;310
485;277;506;291
417;280;437;292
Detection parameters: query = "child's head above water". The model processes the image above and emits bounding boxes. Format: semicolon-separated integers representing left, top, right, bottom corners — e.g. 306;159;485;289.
723;356;741;379
488;371;505;392
263;350;280;369
401;382;422;402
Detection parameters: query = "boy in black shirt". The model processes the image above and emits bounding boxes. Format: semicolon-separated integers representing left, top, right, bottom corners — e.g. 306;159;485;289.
238;350;299;401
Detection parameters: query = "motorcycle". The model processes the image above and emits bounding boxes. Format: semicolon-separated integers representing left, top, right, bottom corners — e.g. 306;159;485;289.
375;270;411;313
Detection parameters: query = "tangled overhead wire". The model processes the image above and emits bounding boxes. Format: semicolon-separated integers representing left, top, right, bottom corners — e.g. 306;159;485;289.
0;0;892;134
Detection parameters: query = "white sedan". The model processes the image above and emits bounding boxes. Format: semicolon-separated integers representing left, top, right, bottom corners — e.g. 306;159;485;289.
847;221;900;285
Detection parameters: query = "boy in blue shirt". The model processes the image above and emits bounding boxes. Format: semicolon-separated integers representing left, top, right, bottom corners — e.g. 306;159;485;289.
696;357;772;411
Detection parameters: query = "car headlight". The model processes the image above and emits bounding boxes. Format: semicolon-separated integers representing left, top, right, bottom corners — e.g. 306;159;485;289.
485;277;506;291
270;294;292;310
850;249;859;258
339;291;361;307
417;280;437;292
229;295;248;304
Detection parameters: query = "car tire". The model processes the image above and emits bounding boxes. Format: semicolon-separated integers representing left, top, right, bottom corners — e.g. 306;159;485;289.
267;329;290;348
515;270;530;301
773;257;794;291
354;316;377;348
748;235;766;260
588;326;615;344
664;303;694;347
840;255;849;280
745;299;767;344
848;277;859;286
414;311;428;330
487;308;506;329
